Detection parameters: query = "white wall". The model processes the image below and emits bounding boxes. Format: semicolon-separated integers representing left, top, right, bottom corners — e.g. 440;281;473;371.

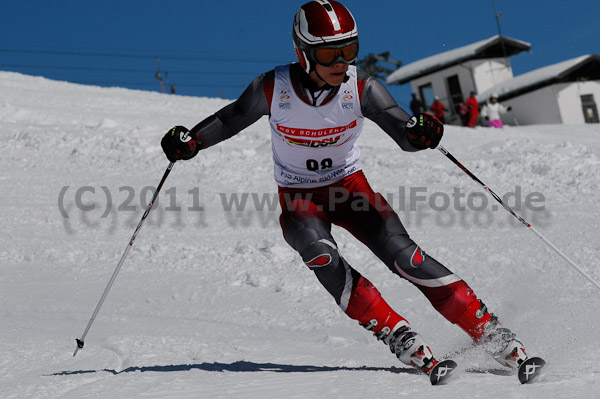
471;58;514;93
557;80;600;124
499;85;562;125
499;81;600;125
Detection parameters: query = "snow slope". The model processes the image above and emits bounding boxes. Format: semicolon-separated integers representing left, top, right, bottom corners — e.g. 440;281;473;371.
1;71;600;399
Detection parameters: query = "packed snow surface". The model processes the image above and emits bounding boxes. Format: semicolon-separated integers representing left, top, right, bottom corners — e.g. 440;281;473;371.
1;71;600;398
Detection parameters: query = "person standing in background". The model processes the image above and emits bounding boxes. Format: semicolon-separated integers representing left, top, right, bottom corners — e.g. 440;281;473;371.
481;94;511;128
430;96;446;124
410;93;425;116
465;91;479;128
459;102;469;126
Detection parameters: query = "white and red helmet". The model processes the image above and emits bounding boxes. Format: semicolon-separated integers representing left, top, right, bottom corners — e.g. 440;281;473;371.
292;0;359;73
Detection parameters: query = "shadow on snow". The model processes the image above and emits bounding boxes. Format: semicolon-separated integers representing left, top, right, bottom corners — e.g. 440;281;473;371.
49;360;421;376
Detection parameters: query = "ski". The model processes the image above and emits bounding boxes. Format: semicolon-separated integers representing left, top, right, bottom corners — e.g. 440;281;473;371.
439;345;546;385
517;356;546;384
429;359;458;385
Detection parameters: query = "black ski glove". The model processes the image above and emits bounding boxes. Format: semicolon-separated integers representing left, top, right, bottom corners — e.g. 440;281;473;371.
161;126;198;162
406;113;444;150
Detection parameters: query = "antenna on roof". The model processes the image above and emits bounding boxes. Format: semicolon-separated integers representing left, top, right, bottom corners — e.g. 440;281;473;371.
492;0;509;64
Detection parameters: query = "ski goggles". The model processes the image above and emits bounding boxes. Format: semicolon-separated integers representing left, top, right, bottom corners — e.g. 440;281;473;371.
311;41;359;66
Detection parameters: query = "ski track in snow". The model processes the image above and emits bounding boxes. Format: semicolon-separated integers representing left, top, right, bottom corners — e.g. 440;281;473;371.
1;71;600;398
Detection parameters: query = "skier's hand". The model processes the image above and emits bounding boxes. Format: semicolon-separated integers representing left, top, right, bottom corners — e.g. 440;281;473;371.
406;113;443;150
161;126;198;162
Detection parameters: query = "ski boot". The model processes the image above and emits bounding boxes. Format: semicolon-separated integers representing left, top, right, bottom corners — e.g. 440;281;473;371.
389;326;437;372
480;315;546;383
489;330;528;369
388;326;457;385
480;316;528;369
484;323;547;383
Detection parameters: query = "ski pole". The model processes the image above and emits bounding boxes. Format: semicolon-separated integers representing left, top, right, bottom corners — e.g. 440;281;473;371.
73;161;175;357
437;145;600;291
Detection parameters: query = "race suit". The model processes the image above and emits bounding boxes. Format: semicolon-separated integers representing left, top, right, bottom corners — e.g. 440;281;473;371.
188;63;493;342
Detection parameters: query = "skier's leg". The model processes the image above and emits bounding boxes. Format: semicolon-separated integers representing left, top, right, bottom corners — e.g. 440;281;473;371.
279;209;408;340
278;189;438;372
391;239;528;368
337;178;529;368
336;175;509;341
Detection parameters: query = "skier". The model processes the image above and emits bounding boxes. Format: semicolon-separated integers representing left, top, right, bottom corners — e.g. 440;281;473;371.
481;94;512;128
161;0;529;378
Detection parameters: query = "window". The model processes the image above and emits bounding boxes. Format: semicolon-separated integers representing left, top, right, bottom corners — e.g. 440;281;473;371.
419;84;434;110
581;94;599;123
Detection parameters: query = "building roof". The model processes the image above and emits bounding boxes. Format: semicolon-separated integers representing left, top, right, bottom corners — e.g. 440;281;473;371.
385;35;531;85
477;54;600;102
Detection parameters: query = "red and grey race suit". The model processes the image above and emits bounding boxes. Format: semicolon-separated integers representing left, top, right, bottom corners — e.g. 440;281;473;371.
188;63;492;342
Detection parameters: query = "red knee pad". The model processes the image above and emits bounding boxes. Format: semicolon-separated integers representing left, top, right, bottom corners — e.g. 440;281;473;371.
345;276;408;339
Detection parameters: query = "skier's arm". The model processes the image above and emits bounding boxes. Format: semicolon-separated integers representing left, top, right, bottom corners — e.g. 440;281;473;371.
161;72;272;162
359;75;418;152
360;74;442;151
190;72;272;150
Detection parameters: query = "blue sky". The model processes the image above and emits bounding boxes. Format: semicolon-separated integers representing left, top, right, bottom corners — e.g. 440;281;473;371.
1;0;598;109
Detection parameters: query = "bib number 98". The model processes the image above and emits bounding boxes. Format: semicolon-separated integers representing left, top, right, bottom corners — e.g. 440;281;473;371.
306;158;333;171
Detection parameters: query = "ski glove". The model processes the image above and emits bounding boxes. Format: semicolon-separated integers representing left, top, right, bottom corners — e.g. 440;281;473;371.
406;113;444;150
161;126;198;162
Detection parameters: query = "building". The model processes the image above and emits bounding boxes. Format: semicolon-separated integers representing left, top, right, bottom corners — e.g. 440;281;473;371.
477;55;600;125
386;35;531;124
